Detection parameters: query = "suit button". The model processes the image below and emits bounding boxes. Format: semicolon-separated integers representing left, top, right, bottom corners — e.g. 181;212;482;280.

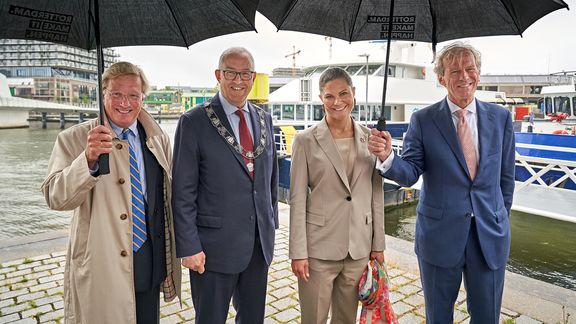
465;212;472;218
119;178;125;184
346;196;352;201
116;143;123;150
120;213;127;220
120;250;128;257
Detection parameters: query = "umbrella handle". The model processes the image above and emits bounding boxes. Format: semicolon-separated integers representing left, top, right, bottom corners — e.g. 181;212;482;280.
98;154;110;175
376;118;387;131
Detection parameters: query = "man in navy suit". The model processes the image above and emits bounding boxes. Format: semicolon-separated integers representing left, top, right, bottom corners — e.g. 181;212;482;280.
172;47;278;323
368;42;515;323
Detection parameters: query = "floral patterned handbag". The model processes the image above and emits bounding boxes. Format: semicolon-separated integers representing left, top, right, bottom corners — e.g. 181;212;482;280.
358;259;398;324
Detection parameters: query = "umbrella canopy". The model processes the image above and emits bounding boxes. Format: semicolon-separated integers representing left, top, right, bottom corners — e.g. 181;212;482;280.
0;0;258;173
0;0;259;49
259;0;569;129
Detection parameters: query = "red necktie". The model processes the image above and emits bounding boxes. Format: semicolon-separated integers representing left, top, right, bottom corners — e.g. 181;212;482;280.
235;109;254;177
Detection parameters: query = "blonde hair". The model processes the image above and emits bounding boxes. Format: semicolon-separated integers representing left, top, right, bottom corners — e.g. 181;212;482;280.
102;61;150;94
434;41;482;77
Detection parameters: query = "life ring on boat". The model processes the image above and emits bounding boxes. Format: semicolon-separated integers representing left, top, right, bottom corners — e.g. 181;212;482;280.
552;129;569;135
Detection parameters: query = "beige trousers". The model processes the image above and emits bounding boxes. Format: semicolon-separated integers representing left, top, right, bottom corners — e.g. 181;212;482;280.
298;255;369;324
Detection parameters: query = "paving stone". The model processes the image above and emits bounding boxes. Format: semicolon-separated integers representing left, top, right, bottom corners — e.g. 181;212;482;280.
38;308;64;322
0;297;16;308
273;307;300;323
389;291;404;303
453;309;469;322
29;281;59;293
403;293;425;307
268;278;294;289
33;264;59;273
38;274;64;284
265;305;278;317
6;268;32;278
0;267;17;275
50;252;66;258
1;260;25;267
16;291;46;304
21;304;53;318
393;301;415;316
8;318;37;324
515;315;543;324
43;256;65;265
501;307;519;317
1;301;32;315
34;295;62;307
45;286;64;296
177;307;195;321
1;288;29;299
50;267;64;275
160;314;183;323
270;296;299;312
53;300;63;310
455;289;467;304
27;255;52;262
398;312;425;324
160;302;182;316
0;313;21;322
396;283;421;296
391;275;412;286
269;286;296;299
388;268;405;278
24;270;52;281
9;279;38;290
16;261;43;271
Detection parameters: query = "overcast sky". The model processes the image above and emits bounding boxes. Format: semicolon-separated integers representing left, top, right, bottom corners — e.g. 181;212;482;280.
115;1;575;88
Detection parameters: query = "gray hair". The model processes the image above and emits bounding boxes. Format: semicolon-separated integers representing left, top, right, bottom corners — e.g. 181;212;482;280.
319;67;353;92
218;47;255;71
102;61;150;94
434;41;482;77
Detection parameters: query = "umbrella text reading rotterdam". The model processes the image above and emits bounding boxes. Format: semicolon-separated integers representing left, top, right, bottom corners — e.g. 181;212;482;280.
259;0;569;130
0;0;259;173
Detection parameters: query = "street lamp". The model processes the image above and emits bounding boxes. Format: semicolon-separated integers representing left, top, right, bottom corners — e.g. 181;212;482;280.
358;53;370;126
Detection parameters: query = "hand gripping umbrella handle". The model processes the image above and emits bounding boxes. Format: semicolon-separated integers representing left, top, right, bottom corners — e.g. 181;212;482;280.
98;154;110;175
376;118;387;131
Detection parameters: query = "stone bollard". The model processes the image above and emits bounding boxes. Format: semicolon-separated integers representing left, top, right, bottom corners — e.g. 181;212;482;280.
79;112;84;123
60;112;65;129
41;112;47;129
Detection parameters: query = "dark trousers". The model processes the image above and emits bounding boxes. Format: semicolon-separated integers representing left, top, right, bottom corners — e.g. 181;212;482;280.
135;284;161;324
419;219;506;324
190;237;269;324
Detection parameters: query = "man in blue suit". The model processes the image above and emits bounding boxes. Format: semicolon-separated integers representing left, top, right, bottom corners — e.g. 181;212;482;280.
172;47;278;323
368;42;515;323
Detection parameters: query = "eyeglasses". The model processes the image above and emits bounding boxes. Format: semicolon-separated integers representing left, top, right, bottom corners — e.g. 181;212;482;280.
105;91;142;103
221;70;254;81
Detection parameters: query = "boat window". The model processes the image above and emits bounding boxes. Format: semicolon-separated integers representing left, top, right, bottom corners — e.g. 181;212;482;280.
545;97;553;115
377;65;396;77
573;97;576;116
272;105;281;120
346;65;362;75
313;105;324;120
554;96;571;116
351;105;359;120
358;105;368;121
296;105;305;120
283;104;295;120
372;105;381;120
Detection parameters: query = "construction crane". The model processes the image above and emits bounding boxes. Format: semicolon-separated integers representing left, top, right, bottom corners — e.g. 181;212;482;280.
285;45;301;69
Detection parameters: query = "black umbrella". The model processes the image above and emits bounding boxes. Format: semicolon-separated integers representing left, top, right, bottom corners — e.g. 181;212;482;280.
0;0;259;173
259;0;569;130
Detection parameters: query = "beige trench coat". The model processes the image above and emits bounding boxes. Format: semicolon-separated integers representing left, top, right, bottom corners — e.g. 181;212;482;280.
41;110;181;324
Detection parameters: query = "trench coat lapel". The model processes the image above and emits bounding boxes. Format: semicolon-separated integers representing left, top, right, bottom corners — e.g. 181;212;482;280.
314;118;351;193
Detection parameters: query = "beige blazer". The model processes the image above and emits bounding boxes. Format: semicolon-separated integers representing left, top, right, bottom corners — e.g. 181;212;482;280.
289;118;385;261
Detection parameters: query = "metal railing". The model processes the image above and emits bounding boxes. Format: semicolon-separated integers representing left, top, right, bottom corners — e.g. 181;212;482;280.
514;153;576;191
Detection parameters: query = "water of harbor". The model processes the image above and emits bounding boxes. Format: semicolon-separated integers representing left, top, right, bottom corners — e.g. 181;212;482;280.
1;120;575;291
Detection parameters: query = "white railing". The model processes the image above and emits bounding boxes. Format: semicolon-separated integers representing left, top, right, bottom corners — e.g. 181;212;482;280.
275;132;296;158
514;153;576;191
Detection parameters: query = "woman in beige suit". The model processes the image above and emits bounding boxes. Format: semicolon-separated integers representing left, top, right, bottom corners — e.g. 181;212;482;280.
289;67;385;323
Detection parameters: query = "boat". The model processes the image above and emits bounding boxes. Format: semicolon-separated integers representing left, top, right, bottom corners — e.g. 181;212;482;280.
520;83;576;134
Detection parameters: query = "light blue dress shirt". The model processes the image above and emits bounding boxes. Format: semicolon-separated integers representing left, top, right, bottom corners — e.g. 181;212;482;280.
218;92;254;141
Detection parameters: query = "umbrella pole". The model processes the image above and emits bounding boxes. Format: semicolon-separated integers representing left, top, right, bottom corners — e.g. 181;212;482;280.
94;0;110;174
377;0;395;131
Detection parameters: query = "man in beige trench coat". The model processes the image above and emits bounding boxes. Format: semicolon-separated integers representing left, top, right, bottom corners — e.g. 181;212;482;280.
42;62;181;323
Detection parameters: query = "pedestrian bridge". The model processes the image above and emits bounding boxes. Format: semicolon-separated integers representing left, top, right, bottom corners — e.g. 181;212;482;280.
0;74;97;128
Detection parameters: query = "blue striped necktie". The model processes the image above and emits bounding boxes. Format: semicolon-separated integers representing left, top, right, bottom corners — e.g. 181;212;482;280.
122;129;147;252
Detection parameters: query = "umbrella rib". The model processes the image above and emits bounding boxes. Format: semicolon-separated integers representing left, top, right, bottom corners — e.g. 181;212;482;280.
163;0;190;47
276;0;303;30
496;0;523;36
426;0;438;61
348;0;365;42
229;0;257;31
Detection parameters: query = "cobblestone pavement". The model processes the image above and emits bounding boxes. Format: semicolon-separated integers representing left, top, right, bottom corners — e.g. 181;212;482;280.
0;226;545;323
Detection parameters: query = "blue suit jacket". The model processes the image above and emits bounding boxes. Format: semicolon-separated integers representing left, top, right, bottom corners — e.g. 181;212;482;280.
384;98;515;270
172;94;279;274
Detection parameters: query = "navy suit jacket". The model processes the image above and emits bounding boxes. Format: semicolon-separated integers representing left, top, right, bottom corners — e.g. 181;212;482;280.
383;98;515;270
172;94;279;274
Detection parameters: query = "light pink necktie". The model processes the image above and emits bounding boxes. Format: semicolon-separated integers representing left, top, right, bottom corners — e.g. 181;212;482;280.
456;109;477;179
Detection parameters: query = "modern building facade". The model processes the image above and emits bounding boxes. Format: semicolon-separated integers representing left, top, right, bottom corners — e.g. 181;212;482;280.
0;39;117;105
479;74;575;104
